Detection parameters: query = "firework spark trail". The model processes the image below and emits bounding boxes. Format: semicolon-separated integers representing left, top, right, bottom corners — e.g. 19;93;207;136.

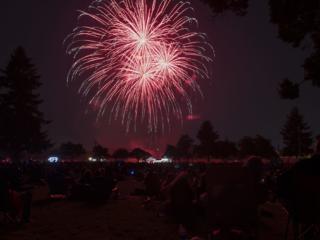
66;0;213;132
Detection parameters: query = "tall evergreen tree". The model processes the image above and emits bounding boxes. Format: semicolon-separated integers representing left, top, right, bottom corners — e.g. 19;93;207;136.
281;107;313;156
0;47;50;161
239;135;276;158
197;121;219;160
176;134;194;160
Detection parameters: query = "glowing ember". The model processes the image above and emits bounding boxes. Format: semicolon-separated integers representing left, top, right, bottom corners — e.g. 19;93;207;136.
66;0;213;132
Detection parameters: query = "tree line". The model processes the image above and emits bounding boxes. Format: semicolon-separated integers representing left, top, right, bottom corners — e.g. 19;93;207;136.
165;112;313;161
49;110;314;162
48;142;152;162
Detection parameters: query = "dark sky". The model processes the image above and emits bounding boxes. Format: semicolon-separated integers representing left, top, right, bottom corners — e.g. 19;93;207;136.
1;0;319;153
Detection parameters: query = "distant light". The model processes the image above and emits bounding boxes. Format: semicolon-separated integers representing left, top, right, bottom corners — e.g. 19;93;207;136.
88;157;97;162
158;157;172;163
48;157;59;163
146;156;172;164
130;170;135;175
146;157;157;164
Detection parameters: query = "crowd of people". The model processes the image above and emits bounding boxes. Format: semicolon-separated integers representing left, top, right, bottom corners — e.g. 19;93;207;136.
1;153;320;239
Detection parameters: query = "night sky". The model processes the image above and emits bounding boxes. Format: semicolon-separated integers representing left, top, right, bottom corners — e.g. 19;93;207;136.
1;0;319;153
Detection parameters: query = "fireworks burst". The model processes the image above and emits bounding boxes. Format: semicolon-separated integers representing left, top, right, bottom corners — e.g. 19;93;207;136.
66;0;213;132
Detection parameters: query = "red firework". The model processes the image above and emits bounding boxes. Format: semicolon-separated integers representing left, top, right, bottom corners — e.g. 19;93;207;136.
66;0;213;132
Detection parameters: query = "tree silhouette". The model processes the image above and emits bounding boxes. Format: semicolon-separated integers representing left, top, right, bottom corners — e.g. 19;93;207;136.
254;135;277;158
201;0;320;96
281;107;313;156
176;134;194;160
60;142;86;159
279;78;300;100
0;47;50;161
238;136;256;158
197;121;219;160
215;140;238;159
130;148;151;161
92;143;109;160
271;0;320;95
239;135;276;158
164;144;178;159
113;148;129;160
193;145;202;159
200;0;249;16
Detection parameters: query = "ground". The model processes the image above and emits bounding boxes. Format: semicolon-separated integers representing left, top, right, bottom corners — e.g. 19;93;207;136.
1;178;291;240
